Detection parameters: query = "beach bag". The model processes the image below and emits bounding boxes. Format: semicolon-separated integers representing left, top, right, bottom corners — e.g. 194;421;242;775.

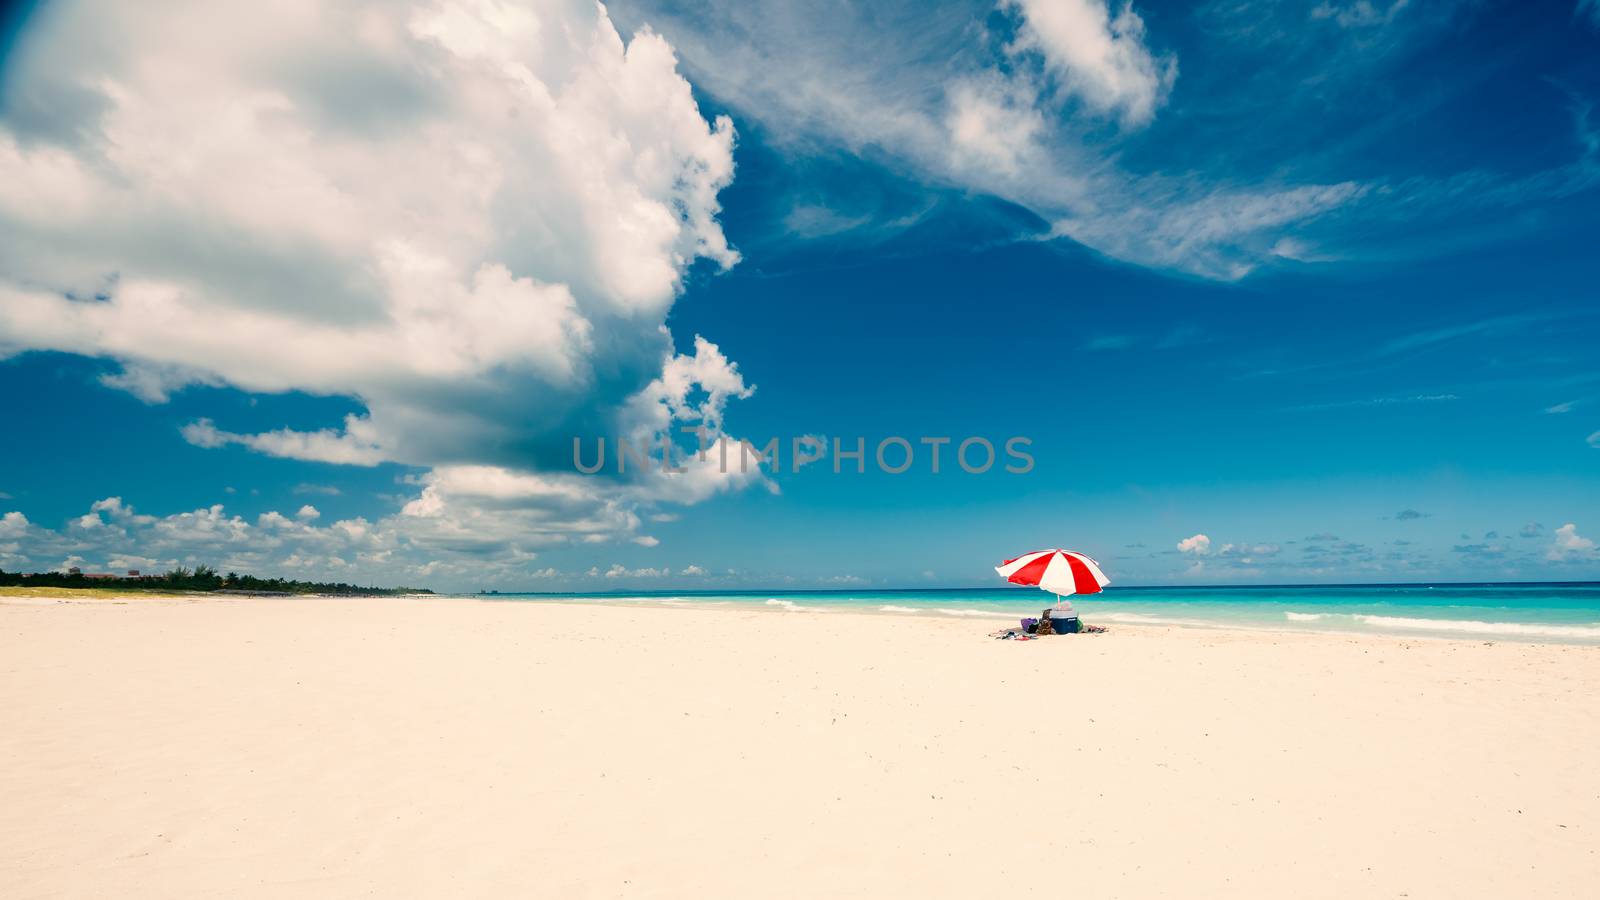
1036;616;1055;636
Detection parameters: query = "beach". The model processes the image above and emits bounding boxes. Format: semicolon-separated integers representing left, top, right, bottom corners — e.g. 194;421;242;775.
3;594;1598;899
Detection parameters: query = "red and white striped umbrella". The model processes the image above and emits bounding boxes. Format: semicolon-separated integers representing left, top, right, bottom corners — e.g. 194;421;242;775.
995;549;1110;599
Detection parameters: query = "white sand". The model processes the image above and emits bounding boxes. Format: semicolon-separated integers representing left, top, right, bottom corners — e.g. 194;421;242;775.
3;595;1597;898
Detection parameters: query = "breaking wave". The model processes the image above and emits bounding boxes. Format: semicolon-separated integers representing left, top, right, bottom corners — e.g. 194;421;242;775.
765;598;830;613
1351;614;1600;639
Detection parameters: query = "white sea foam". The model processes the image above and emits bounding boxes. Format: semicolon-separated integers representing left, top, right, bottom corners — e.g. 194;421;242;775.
1285;612;1325;622
878;605;918;613
934;608;1012;618
766;598;830;613
1352;614;1600;639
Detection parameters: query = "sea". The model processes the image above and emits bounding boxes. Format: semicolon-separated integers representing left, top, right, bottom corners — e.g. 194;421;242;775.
469;583;1600;645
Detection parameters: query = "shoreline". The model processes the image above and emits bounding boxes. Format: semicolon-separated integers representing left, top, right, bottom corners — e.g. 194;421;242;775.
9;586;1600;647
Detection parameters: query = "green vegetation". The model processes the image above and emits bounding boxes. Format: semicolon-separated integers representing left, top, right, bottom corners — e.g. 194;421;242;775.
0;564;431;596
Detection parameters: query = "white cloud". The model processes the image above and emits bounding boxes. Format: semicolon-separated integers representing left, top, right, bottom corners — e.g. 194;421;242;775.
1311;1;1412;30
609;0;1377;279
1587;430;1600;448
1052;181;1368;281
295;505;321;521
680;564;707;576
1177;533;1211;555
1217;542;1281;562
1548;523;1597;561
1;0;731;416
632;535;660;547
791;434;829;470
1004;0;1175;126
293;483;343;497
0;510;30;539
944;76;1046;178
603;563;667;578
181;416;388;466
0;0;759;560
2;496;417;582
822;574;868;585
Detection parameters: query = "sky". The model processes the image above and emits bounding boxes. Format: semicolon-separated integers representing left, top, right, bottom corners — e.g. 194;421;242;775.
1;0;1598;591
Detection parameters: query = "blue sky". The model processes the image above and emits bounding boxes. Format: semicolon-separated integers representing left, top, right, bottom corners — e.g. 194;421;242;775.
1;0;1598;590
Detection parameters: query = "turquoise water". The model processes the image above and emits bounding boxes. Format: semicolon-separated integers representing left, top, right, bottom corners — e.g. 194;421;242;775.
471;583;1600;644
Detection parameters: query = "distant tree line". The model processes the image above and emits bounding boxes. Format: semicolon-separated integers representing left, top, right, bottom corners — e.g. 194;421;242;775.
0;564;431;596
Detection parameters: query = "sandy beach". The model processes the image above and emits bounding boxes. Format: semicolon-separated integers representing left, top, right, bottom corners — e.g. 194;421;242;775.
3;594;1597;899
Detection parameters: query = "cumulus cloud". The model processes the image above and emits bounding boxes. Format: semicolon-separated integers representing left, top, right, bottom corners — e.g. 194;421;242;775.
1004;0;1175;126
602;563;667;578
0;510;30;539
0;496;420;583
1548;523;1597;561
1177;533;1211;555
680;564;707;576
1520;522;1545;538
1393;508;1429;521
0;0;762;566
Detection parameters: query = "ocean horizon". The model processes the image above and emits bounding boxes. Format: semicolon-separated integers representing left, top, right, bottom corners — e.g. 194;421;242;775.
469;582;1600;644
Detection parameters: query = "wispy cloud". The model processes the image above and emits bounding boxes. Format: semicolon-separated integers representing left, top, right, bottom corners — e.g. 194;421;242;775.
1082;335;1135;351
1082;326;1215;352
1452;542;1507;559
1375;314;1549;358
1579;0;1600;30
1283;394;1459;413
